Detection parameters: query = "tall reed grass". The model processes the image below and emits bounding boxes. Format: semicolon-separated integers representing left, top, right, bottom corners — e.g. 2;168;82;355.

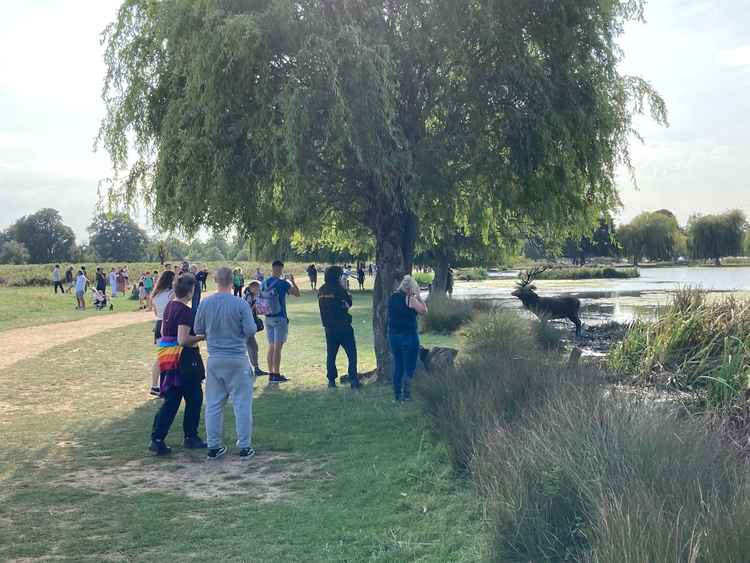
609;287;750;405
419;308;750;562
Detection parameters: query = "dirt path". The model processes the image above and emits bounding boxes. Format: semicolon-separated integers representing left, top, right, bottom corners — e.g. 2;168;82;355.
0;310;154;370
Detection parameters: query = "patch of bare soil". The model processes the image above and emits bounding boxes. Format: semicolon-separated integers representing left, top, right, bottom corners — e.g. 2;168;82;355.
54;453;318;503
0;310;153;370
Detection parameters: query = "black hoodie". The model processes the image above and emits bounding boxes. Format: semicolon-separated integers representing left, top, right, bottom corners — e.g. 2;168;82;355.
318;267;353;330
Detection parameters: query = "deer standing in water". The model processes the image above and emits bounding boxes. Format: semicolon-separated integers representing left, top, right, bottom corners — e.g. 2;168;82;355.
511;267;583;336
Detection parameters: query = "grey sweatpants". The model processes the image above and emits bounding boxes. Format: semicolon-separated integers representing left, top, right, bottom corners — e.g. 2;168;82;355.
205;356;254;449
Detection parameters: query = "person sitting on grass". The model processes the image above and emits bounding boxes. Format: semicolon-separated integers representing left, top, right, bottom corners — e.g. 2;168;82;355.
318;266;361;390
149;273;207;456
388;275;428;402
194;267;257;461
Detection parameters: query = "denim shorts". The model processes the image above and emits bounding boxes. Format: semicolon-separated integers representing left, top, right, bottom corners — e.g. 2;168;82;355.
265;316;289;344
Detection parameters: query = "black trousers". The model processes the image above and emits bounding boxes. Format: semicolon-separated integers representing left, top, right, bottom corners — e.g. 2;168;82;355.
325;326;358;385
151;377;203;441
53;281;64;293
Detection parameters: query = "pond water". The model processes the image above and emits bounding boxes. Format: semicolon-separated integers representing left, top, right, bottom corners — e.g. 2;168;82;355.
456;266;750;327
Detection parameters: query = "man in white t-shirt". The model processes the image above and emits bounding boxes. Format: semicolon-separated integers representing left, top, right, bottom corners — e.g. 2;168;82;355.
52;265;64;294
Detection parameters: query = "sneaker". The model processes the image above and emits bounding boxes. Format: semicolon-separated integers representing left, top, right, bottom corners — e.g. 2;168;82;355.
207;446;227;461
184;436;207;449
269;374;290;383
255;368;268;377
148;439;171;456
149;386;160;397
238;447;256;461
327;380;337;389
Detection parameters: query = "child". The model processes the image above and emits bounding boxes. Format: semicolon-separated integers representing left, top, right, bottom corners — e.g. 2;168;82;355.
243;281;266;377
138;279;147;309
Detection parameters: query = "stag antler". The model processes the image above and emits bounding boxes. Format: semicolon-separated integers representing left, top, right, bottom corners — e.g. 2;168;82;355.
517;266;550;288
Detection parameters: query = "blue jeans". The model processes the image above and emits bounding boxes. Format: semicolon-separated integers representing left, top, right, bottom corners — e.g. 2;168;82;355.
389;332;420;400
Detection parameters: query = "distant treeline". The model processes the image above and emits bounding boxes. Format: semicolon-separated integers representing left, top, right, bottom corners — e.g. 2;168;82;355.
524;209;750;266
0;208;369;266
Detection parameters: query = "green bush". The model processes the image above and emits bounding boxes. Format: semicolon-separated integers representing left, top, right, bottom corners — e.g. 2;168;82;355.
609;287;750;405
534;266;639;280
420;295;474;334
413;272;434;286
456;267;488;281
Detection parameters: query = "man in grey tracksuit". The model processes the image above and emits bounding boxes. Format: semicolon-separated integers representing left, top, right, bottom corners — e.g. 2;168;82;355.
194;267;257;461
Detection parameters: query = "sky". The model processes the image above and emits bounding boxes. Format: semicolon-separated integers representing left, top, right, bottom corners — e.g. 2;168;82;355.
0;0;749;242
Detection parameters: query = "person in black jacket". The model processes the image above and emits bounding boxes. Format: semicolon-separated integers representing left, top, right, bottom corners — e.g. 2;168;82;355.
318;266;361;389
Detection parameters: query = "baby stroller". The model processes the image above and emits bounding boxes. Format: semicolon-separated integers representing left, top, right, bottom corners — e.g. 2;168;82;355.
92;289;113;311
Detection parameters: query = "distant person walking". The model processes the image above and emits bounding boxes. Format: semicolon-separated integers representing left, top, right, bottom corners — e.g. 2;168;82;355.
307;264;318;291
232;268;245;297
96;268;107;295
356;264;366;292
388;275;428;402
254;267;264;282
74;270;87;310
143;271;154;306
318;266;361;389
109;268;118;297
52;265;64;294
194;267;257;461
446;268;454;298
258;260;300;383
64;266;74;293
149;273;207;455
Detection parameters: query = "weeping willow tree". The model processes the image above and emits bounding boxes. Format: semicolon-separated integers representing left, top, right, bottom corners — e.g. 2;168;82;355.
99;0;665;375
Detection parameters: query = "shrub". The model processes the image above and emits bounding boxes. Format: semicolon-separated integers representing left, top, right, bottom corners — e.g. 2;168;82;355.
534;266;639;280
474;389;750;562
413;272;434;286
609;287;750;405
419;307;750;561
420;295;474;334
457;267;488;281
417;310;564;470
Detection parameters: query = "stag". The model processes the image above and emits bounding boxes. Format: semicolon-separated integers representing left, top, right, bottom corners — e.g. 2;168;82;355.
511;267;583;335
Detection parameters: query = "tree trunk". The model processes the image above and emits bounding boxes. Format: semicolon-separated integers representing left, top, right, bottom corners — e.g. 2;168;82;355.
372;210;418;379
431;256;450;295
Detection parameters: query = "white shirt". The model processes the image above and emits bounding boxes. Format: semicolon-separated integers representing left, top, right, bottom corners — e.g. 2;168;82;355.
52;267;60;282
75;274;87;293
152;290;174;320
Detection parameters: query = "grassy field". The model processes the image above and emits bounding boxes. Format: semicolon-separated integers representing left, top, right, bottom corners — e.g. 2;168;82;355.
0;268;374;333
0;290;487;562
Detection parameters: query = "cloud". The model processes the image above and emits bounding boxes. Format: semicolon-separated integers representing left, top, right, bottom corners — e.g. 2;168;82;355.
718;45;750;67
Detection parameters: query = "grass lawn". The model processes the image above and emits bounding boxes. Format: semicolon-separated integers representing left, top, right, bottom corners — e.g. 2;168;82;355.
0;290;487;562
0;286;145;332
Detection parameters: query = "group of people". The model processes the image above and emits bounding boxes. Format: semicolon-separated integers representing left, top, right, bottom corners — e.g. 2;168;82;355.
147;260;428;459
306;262;373;292
52;264;132;310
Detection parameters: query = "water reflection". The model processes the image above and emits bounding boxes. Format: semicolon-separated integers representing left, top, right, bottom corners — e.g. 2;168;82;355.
460;266;750;326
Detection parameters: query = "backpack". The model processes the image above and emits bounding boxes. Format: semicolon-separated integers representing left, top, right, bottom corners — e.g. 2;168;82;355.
256;278;282;316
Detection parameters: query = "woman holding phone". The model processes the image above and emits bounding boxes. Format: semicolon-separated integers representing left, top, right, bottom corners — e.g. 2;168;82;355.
387;275;428;402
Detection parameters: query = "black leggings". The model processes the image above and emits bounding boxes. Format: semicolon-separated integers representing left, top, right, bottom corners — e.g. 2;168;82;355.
151;378;203;441
233;285;243;297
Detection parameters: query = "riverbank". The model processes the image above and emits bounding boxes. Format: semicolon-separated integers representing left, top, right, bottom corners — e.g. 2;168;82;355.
419;308;750;561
